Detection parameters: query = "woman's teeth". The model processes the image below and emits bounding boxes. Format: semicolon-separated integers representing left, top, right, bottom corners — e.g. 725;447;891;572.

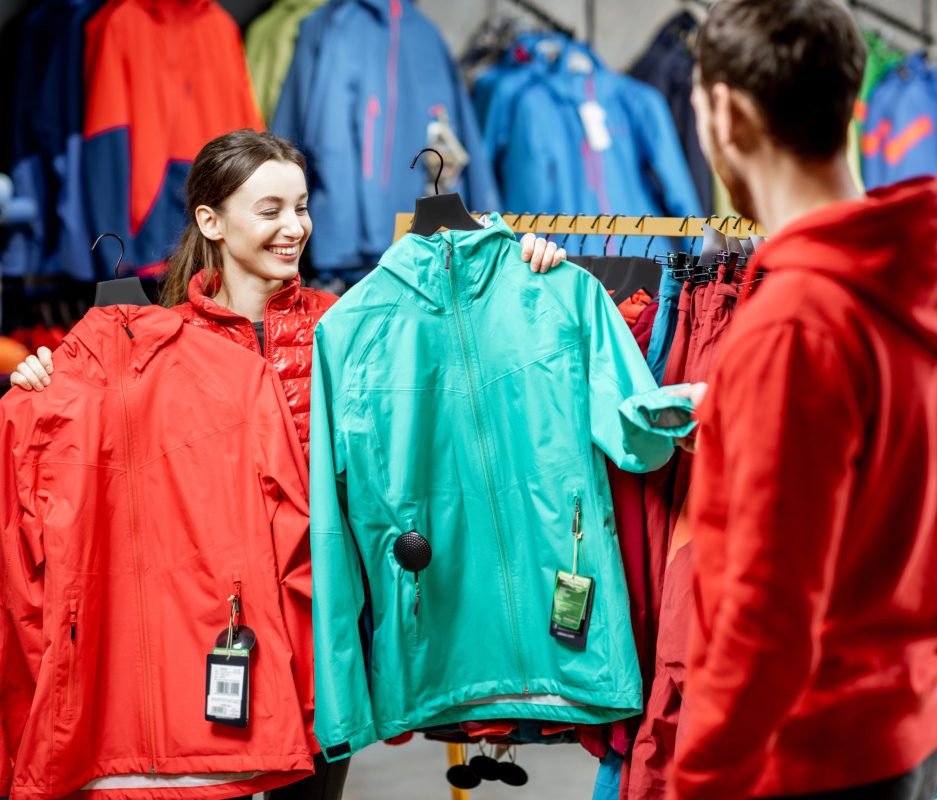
269;246;297;256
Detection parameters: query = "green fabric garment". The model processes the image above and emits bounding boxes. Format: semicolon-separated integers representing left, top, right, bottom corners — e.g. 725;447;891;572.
308;214;693;760
245;0;325;123
859;30;904;107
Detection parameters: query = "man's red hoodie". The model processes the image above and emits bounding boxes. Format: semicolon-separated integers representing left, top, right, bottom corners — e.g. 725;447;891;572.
672;178;937;799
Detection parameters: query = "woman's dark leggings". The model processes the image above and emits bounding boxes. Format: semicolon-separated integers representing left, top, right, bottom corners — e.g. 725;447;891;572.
235;753;350;800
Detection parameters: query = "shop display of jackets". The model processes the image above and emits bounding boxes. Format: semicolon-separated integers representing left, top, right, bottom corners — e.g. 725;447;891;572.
674;178;937;799
308;215;696;761
83;0;263;276
245;0;326;123
272;0;500;281
175;270;339;458
474;37;701;257
630;12;712;215
0;305;316;800
3;0;106;281
861;53;937;189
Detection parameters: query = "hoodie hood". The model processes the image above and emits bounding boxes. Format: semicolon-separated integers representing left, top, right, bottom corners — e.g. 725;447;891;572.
748;177;937;352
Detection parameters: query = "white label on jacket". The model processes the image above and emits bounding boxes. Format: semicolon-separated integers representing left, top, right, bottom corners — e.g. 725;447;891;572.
579;101;612;152
207;663;245;719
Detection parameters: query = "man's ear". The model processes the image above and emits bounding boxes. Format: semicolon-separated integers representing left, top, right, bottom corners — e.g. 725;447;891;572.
711;81;764;157
195;205;224;242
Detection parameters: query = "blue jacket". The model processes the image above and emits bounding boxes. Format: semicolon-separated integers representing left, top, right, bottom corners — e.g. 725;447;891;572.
272;0;500;281
3;0;101;280
481;40;701;257
862;54;937;190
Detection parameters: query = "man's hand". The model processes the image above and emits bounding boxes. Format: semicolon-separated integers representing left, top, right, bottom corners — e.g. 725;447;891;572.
9;347;55;392
667;382;708;453
520;233;566;273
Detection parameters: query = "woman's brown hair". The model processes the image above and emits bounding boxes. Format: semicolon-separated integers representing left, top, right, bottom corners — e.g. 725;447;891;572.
160;129;307;307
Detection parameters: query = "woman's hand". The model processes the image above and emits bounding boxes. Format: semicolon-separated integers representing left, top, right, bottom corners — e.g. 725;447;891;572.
666;382;708;453
520;233;566;273
9;347;55;391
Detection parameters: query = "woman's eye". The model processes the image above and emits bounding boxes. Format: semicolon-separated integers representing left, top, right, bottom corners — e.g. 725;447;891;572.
260;209;279;218
297;205;309;215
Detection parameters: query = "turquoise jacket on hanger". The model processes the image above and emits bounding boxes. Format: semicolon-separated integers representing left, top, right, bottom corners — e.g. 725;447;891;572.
308;214;695;760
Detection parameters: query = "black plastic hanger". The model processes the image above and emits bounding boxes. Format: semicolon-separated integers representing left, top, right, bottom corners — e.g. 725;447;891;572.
408;148;484;237
92;232;151;307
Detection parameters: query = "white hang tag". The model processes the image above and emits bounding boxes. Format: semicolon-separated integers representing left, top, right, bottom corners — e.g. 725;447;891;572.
579;101;612;152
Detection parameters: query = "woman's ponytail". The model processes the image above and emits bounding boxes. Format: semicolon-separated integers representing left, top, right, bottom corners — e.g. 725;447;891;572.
160;223;220;307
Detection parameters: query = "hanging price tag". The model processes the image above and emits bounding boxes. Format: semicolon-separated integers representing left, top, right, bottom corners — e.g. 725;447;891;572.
205;650;249;727
579;101;612;152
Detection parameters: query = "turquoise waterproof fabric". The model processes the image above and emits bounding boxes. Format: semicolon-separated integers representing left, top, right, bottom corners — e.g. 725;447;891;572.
308;214;691;760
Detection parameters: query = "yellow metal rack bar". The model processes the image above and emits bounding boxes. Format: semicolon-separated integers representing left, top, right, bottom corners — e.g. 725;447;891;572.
393;212;763;243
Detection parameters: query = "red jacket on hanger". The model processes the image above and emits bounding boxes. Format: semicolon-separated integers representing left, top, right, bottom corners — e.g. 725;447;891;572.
174;271;339;458
0;306;316;800
672;178;937;799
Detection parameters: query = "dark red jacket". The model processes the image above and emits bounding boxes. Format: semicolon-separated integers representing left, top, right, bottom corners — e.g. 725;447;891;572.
0;306;315;800
672;178;937;799
174;271;338;457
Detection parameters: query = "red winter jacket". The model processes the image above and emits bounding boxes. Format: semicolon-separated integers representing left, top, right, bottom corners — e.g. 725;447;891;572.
672;178;937;799
174;271;339;457
0;306;316;800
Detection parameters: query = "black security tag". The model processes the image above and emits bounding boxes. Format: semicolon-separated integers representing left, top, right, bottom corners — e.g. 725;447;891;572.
205;650;249;727
549;572;596;649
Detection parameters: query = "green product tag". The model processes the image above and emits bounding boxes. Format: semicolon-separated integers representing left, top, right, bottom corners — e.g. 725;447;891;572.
551;570;593;631
211;648;250;659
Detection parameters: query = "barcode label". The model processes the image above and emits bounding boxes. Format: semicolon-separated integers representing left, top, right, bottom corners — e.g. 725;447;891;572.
206;661;246;720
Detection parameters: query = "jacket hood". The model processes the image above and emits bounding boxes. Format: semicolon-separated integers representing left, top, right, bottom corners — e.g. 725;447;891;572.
748;177;937;352
186;270;303;322
63;305;184;384
377;213;517;311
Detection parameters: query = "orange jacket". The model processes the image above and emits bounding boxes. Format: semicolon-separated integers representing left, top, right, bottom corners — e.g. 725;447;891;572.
0;306;315;800
672;178;937;799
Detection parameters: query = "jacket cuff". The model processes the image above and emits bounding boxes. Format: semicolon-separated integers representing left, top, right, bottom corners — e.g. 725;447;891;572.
622;386;698;440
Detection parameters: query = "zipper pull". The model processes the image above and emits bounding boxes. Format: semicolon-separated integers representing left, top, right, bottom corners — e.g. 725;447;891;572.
445;242;452;271
572;498;583;576
414;575;421;617
123;324;134;340
69;600;78;640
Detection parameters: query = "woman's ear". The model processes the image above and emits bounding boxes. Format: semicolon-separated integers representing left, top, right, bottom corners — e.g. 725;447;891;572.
195;205;223;242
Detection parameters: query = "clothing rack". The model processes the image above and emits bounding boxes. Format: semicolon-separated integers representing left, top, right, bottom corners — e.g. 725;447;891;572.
392;213;764;243
847;0;934;46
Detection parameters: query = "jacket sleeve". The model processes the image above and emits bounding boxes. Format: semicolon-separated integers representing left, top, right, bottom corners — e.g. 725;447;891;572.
671;325;864;800
583;275;693;472
244;364;315;749
0;401;45;795
308;324;374;761
629;80;702;219
272;14;363;274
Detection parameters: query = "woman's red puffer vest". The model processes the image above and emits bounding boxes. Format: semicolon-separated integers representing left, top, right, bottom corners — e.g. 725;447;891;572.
174;270;338;456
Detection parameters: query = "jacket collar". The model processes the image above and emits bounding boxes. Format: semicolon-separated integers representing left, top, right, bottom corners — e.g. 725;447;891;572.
377;213;517;312
356;0;404;22
186;269;302;323
66;306;184;383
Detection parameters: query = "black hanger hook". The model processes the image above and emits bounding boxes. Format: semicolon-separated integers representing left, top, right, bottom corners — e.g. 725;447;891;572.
679;214;696;234
92;232;126;279
603;214;622;254
719;215;738;233
409;148;444;195
644;235;657;259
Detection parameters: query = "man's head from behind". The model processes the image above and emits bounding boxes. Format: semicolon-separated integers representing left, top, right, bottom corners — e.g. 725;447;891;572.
692;0;866;222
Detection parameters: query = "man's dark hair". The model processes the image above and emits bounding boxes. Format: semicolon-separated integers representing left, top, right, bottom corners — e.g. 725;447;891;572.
698;0;866;160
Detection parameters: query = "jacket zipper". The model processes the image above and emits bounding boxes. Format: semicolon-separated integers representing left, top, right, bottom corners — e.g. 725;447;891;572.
119;321;158;773
363;96;380;180
446;243;529;693
380;0;402;186
66;599;78;717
